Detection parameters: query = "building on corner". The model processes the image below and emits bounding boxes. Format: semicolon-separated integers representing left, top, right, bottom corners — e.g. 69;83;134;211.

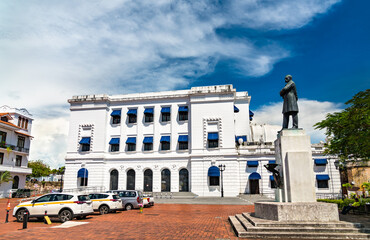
0;105;33;198
64;85;341;198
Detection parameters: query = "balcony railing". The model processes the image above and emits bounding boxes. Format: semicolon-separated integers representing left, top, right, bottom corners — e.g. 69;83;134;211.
0;143;29;153
14;146;29;153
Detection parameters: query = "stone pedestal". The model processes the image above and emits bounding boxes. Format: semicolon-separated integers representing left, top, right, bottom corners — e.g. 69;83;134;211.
275;129;316;202
254;202;339;222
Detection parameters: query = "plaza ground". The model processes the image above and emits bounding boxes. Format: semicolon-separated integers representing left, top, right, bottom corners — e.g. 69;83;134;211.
0;197;369;240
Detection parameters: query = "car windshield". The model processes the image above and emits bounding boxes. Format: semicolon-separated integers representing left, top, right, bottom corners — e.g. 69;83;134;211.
78;195;90;201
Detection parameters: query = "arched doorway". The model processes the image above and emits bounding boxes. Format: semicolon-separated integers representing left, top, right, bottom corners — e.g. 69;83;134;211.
161;169;171;192
249;172;261;194
77;168;88;187
127;169;135;190
144;169;153;192
179;169;189;192
12;176;19;189
110;169;119;190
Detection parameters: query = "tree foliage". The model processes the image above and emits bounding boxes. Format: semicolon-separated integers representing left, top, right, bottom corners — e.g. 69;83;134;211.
28;160;51;178
314;89;370;162
0;171;12;185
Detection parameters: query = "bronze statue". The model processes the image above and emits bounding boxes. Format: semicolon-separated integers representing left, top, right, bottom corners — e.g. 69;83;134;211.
280;75;298;129
264;163;283;188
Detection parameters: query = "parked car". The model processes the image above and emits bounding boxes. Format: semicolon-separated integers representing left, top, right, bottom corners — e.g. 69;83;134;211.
143;193;154;207
13;193;93;223
107;190;143;210
88;193;124;214
12;189;31;198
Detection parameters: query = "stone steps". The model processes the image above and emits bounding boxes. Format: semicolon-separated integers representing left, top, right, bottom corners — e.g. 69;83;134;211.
229;213;370;239
150;192;197;199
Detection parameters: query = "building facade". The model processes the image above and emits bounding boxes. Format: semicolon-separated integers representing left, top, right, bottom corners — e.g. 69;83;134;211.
64;85;341;197
0;105;33;198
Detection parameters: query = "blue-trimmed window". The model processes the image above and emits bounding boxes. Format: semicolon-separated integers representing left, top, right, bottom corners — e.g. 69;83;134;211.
127;109;137;124
160;136;170;151
126;137;136;152
109;138;120;152
208;132;219;148
111;110;121;124
178;106;188;121
208;166;220;186
161;107;171;122
178;135;188;150
80;137;91;152
144;108;154;123
143;137;153;151
317;174;330;189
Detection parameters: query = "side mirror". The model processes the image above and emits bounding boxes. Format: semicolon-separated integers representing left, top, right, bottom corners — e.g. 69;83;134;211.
31;200;35;204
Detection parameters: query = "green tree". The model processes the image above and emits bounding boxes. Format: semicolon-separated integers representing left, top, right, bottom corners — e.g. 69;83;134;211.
0;171;12;185
314;89;370;163
28;160;51;178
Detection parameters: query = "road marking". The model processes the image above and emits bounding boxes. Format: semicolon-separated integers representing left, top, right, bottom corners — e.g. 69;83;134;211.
52;221;89;228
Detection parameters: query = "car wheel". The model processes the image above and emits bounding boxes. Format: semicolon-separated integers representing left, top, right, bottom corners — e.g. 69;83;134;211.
59;209;73;223
16;209;28;222
99;205;109;215
125;204;133;211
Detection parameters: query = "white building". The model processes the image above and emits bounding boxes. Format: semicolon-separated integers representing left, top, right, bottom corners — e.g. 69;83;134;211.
0;106;33;198
64;85;341;197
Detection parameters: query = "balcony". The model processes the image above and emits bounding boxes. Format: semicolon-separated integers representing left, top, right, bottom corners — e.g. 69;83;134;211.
0;143;29;153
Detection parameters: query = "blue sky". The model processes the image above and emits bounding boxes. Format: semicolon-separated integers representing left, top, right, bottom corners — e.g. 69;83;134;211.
1;0;369;168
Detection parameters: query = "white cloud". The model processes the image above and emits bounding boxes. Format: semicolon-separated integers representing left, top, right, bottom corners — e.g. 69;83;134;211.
253;99;343;143
29;117;69;169
0;1;341;167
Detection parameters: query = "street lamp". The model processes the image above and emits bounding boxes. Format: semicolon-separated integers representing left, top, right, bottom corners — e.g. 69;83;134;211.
218;164;226;198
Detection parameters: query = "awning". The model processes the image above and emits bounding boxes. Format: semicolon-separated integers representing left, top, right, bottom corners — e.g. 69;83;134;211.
247;161;259;167
126;137;136;144
160;136;170;143
109;138;120;145
15;131;34;138
235;135;247;142
143;137;153;143
111;110;121;116
270;175;274;181
178;106;188;112
249;172;261;180
79;137;90;144
161;107;171;113
144;108;154;114
269;160;276;164
178;135;188;142
314;159;328;165
234;106;239;113
316;174;330;180
208;132;219;140
77;168;88;178
208;166;220;177
127;109;137;115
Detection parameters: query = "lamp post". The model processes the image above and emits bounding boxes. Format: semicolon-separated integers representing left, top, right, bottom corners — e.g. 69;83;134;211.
218;164;226;198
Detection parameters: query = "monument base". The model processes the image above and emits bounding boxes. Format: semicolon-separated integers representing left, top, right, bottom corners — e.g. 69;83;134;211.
254;202;339;222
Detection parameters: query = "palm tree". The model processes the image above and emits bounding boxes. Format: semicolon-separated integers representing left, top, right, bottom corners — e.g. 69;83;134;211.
0;171;12;185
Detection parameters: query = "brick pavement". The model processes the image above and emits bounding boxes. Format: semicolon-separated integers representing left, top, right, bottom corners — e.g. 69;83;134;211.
0;198;254;240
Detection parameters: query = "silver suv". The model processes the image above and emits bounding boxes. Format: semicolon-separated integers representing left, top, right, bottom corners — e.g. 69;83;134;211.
13;193;93;223
107;190;143;210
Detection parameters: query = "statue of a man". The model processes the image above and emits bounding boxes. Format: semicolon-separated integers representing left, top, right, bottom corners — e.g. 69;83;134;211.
280;75;298;129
